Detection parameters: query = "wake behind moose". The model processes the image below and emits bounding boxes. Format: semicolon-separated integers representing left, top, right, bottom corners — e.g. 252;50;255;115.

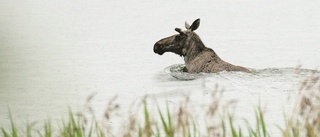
153;18;251;73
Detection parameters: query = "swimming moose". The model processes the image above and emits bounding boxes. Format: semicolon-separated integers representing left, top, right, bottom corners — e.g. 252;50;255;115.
153;18;251;73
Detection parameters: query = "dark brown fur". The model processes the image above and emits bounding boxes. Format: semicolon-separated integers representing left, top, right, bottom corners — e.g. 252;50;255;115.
153;19;251;73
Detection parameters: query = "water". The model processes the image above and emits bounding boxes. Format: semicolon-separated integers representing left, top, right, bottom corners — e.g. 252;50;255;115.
1;0;320;135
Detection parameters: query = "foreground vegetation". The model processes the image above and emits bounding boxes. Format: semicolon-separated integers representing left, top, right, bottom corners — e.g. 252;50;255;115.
1;71;320;137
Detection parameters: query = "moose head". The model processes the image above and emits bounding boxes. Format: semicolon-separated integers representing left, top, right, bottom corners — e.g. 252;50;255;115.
153;18;204;57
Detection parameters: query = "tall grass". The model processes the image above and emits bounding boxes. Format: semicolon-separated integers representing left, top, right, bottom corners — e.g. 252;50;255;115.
279;69;320;137
1;110;18;137
0;99;270;137
1;70;319;137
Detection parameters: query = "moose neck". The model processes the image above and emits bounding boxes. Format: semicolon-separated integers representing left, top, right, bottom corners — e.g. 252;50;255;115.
183;36;206;62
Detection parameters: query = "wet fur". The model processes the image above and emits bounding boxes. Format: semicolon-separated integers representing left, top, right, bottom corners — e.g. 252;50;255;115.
181;34;250;73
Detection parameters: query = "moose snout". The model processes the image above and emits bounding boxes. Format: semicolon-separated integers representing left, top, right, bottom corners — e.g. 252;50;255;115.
153;42;164;55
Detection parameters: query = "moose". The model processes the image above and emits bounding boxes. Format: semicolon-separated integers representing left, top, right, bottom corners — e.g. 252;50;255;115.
153;18;251;73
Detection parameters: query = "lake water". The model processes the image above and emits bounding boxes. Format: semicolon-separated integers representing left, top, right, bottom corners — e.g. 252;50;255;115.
1;0;320;136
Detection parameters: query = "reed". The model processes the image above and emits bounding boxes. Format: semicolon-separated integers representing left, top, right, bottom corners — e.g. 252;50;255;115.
1;71;319;137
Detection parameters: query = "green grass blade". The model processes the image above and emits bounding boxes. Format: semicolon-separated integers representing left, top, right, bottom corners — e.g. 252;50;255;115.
144;101;150;126
238;128;242;137
61;119;66;136
258;107;267;137
1;128;10;137
166;102;173;134
221;119;226;137
87;118;95;137
192;120;197;137
187;122;191;137
254;109;261;137
26;121;32;137
293;122;300;137
44;120;52;137
243;119;258;137
69;111;76;136
229;116;238;137
155;124;160;137
68;109;83;137
76;115;83;137
138;125;142;137
276;124;287;137
37;130;43;137
94;121;104;137
9;109;18;137
143;100;152;136
157;104;169;135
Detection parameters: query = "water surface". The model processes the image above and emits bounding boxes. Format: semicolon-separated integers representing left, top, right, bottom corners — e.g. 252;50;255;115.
1;0;320;135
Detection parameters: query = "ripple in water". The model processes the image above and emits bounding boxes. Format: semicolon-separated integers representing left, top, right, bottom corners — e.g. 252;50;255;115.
165;64;320;81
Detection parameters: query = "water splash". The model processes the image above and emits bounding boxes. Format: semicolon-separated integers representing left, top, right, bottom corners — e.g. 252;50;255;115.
164;64;205;80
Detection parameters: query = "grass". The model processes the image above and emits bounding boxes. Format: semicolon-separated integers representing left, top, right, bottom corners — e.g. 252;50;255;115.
0;100;272;137
1;71;319;137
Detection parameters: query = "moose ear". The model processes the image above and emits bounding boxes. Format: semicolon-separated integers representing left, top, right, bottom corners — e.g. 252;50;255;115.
190;18;200;31
175;28;185;35
185;21;190;29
